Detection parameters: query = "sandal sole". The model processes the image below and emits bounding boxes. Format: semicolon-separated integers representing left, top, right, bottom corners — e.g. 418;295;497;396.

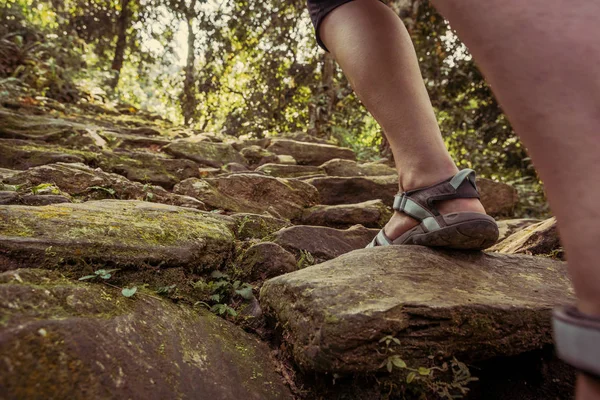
403;218;499;250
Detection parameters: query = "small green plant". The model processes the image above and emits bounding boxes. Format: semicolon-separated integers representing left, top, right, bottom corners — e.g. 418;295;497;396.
377;335;477;399
30;183;60;195
87;186;116;197
193;271;254;318
297;250;315;269
79;269;137;298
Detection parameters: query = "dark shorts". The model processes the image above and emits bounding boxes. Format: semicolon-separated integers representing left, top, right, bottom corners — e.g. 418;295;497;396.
307;0;356;50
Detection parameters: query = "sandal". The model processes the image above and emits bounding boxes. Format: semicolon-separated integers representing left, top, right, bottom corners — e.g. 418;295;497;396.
367;169;499;250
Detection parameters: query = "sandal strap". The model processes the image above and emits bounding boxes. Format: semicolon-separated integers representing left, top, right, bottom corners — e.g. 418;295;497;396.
553;306;600;381
392;169;480;225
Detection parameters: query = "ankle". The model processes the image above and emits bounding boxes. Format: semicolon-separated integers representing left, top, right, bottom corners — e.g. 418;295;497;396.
397;162;459;192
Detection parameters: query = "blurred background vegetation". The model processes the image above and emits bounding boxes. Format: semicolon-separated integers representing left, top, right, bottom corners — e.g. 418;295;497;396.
0;0;548;217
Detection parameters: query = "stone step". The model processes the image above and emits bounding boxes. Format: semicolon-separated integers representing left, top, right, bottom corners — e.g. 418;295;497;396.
255;163;324;179
260;246;573;373
0;268;291;400
299;200;392;229
266;139;356;166
320;158;397;177
163;137;246;168
174;173;319;220
3;162;204;209
0;200;234;270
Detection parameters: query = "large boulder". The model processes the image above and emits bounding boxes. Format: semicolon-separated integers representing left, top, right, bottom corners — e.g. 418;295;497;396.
163;138;245;168
0;138;89;170
236;242;297;281
3;162;205;209
174;174;319;220
260;246;574;373
0;200;234;271
271;225;378;263
98;130;171;150
255;163;324;179
267;139;356;166
0;269;291;400
300;200;392;229
491;217;563;259
320;159;397;177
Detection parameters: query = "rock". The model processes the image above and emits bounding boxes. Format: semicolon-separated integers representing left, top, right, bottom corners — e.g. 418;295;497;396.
278;132;332;145
231;213;292;240
272;225;379;263
230;137;271;151
275;155;297;165
0;269;291;400
0;168;17;180
305;175;398;205
300;200;392;229
0;138;88;170
20;194;71;206
223;162;250;173
97;150;199;189
320;159;397;177
198;167;222;177
255;164;324;179
496;218;543;242
477;178;518;217
0;191;19;204
4;163;205;209
174;174;319;219
491;217;563;259
0;200;234;270
237;242;297;281
98;130;171;149
306;175;517;218
266;139;356;166
240;145;279;167
260;246;574;373
163;138;245;168
0;109;94;147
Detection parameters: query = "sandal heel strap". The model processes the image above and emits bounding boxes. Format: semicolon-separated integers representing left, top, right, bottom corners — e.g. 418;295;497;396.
553;306;600;380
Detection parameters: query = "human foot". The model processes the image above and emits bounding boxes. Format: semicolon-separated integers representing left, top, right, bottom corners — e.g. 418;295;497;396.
367;169;499;249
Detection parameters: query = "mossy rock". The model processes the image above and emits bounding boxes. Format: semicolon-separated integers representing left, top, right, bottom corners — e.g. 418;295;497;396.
231;213;292;240
4;162;205;209
0;200;234;271
266;139;356;166
163;138;246;168
0;268;291;399
299;200;393;229
174;173;319;220
320;159;397;177
255;163;324;179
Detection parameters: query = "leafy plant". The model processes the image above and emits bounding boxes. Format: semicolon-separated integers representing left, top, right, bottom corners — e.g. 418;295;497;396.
192;270;254;318
78;269;137;298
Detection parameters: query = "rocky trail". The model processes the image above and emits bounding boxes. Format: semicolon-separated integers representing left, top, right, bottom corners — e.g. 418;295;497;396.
0;103;573;399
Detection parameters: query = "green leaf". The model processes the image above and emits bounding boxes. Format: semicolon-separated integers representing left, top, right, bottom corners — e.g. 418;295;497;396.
391;356;406;369
78;275;96;281
210;294;221;302
100;273;111;279
392;337;401;345
406;372;416;384
122;287;137;298
418;367;431;376
386;360;393;373
210;270;228;280
235;286;253;300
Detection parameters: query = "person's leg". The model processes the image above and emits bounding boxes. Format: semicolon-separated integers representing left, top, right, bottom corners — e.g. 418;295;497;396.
318;0;486;241
425;0;600;398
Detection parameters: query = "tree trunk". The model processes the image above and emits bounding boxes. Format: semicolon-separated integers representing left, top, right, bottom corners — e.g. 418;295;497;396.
110;0;131;89
310;52;337;138
182;8;197;126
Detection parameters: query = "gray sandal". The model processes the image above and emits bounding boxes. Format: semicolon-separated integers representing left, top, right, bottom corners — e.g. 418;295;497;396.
367;169;499;250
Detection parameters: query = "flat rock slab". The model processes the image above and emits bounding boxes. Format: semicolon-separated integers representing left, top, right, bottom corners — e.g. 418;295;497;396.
256;163;324;179
267;139;356;166
260;246;573;373
4;162;205;209
272;225;378;263
300;200;392;229
320;159;396;177
0;269;291;400
164;139;245;168
174;174;319;220
0;200;235;270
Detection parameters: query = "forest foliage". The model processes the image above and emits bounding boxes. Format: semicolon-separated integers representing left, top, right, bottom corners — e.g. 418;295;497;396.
0;0;547;216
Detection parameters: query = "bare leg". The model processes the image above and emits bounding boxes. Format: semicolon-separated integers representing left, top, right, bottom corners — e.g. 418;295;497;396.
427;0;600;398
319;0;486;240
